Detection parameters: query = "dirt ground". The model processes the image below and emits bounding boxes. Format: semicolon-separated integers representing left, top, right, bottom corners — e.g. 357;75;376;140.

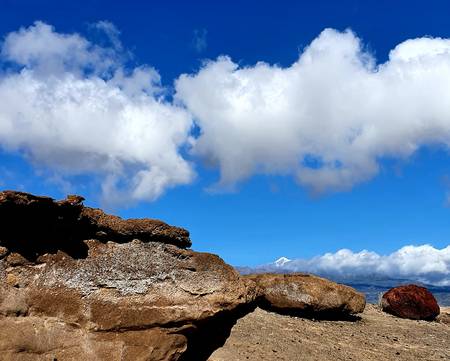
208;305;450;361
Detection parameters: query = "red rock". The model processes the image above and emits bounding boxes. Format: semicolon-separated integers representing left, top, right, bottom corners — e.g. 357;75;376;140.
381;284;440;320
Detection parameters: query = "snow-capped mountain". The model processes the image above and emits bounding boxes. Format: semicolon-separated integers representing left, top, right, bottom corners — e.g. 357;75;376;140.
274;257;291;267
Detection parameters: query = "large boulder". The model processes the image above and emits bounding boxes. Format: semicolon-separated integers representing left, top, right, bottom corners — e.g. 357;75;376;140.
245;273;366;317
0;191;257;361
381;284;440;320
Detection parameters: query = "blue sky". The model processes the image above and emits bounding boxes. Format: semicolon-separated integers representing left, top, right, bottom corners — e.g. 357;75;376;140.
1;0;450;272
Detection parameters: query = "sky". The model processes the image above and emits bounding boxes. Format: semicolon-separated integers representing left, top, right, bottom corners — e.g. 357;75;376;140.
1;0;450;283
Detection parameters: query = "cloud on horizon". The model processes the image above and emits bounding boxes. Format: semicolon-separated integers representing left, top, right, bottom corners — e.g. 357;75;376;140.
2;22;450;202
270;244;450;286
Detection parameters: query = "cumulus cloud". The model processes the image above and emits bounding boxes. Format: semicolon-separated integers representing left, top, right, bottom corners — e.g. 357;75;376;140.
176;29;450;193
3;23;450;202
0;21;194;204
273;245;450;286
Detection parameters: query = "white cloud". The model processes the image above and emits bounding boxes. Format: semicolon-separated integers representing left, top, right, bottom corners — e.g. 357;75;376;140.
92;20;123;51
0;21;194;204
176;29;450;193
3;23;450;203
273;245;450;286
1;21;118;76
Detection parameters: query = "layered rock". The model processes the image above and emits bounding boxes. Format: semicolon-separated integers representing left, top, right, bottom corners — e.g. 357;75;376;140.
0;190;191;261
0;191;256;361
0;190;367;360
0;241;258;360
245;273;366;317
381;284;440;320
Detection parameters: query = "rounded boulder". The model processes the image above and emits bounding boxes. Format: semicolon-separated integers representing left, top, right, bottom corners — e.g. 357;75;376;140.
381;284;440;320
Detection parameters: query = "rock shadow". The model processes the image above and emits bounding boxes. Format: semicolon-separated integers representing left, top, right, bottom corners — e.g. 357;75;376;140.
258;300;362;322
179;303;257;361
0;193;91;261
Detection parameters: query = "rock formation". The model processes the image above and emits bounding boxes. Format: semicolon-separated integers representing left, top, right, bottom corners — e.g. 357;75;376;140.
0;190;191;261
245;273;366;318
0;191;257;361
381;284;440;320
0;190;366;360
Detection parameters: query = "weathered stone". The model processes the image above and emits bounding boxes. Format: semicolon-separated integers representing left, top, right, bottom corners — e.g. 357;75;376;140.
381;284;440;320
437;310;450;325
0;190;191;261
4;252;31;266
0;190;374;360
0;316;188;361
0;246;8;258
0;238;257;360
245;273;366;317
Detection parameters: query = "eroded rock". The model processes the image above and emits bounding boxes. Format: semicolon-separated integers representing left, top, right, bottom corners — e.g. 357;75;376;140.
0;190;261;360
381;284;440;320
245;273;366;318
0;190;371;360
0;190;191;260
0;239;257;360
0;316;188;361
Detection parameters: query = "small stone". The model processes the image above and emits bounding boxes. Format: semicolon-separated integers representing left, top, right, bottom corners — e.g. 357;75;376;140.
0;245;8;258
6;273;19;287
5;252;30;266
65;194;85;205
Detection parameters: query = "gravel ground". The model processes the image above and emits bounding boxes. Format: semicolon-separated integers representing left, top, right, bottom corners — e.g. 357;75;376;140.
209;305;450;361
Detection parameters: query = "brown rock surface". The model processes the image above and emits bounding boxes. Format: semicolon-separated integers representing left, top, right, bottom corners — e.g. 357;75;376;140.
0;190;259;361
381;284;440;320
0;239;256;360
0;190;191;260
437;306;450;324
0;190;378;360
245;273;366;317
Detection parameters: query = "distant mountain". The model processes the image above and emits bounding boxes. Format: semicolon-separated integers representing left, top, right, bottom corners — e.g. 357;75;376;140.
274;257;291;267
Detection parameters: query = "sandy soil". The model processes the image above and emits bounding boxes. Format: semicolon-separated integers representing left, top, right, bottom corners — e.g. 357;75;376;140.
208;305;450;361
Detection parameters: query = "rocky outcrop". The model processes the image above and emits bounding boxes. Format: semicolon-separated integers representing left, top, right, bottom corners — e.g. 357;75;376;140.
0;190;191;260
381;284;440;320
245;273;366;318
0;191;257;361
0;239;258;360
0;190;367;360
